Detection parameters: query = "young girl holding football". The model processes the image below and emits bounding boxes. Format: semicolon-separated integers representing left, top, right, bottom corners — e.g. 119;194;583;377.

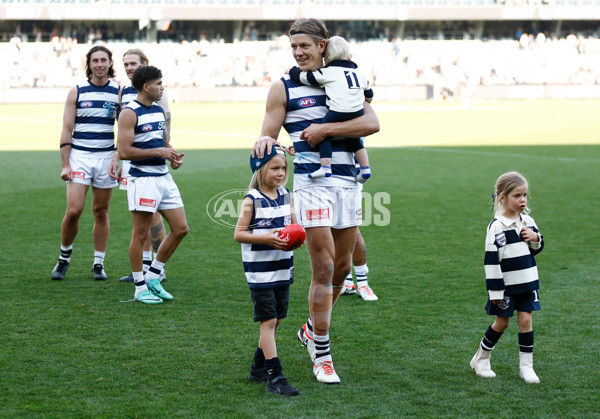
234;145;299;396
470;171;544;383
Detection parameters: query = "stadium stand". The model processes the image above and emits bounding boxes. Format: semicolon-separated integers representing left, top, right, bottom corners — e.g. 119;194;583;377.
1;3;599;101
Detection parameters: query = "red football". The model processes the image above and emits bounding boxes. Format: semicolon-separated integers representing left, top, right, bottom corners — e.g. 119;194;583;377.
278;224;306;251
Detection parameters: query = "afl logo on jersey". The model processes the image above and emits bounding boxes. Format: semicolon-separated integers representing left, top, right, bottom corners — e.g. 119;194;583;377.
80;101;93;108
298;98;316;107
141;124;152;132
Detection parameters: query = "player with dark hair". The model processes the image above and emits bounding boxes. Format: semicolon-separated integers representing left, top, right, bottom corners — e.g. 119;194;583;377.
111;48;171;283
84;46;116;80
51;45;119;281
117;65;189;304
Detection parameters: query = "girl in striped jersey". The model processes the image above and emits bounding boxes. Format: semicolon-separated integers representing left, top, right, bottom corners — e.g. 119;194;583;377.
471;171;544;383
234;145;299;397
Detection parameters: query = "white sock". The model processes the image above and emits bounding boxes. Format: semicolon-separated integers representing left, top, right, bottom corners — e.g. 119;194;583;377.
146;260;165;280
308;165;332;179
344;272;354;287
60;245;73;263
355;264;369;288
357;166;371;184
142;251;153;273
133;271;147;293
94;250;105;266
313;334;332;364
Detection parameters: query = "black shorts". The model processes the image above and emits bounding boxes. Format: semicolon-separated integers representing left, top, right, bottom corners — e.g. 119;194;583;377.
485;290;541;317
250;286;290;322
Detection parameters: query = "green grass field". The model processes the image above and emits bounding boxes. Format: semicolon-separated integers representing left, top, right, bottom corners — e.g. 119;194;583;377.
1;101;599;417
2;99;600;151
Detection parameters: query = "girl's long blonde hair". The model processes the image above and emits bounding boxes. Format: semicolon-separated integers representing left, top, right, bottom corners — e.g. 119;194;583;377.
493;171;530;215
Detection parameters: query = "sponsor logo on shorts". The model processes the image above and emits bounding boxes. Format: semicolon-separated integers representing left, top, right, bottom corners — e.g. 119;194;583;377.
119;177;127;186
306;208;330;221
72;171;85;180
356;208;362;216
141;124;152;132
297;98;316;107
80;101;93;108
139;198;157;208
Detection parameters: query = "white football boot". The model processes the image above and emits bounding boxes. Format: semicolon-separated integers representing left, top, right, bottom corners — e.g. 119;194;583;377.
519;352;540;383
313;360;340;384
357;285;378;301
470;346;496;378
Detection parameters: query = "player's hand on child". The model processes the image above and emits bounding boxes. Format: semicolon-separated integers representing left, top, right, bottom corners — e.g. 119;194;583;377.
520;227;539;242
252;136;279;158
301;124;328;147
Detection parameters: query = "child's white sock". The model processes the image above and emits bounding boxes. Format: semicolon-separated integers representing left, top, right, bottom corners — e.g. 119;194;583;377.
308;165;332;179
357;166;371;184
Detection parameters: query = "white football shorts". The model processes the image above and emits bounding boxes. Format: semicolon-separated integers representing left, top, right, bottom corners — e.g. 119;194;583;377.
294;186;362;229
68;149;117;189
127;173;183;213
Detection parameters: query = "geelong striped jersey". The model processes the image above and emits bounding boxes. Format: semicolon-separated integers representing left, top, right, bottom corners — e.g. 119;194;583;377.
125;100;168;177
289;59;373;113
72;80;119;153
121;85;169;113
120;85;138;109
484;213;544;300
281;75;358;191
241;187;294;289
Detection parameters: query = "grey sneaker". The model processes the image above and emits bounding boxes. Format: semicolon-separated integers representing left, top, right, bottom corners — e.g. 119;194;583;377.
119;273;134;282
51;260;69;280
92;264;107;281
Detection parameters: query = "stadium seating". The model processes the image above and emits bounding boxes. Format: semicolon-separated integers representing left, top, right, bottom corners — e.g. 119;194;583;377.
2;36;599;92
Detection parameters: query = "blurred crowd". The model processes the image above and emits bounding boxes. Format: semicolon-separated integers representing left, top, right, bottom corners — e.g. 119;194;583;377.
3;32;600;94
